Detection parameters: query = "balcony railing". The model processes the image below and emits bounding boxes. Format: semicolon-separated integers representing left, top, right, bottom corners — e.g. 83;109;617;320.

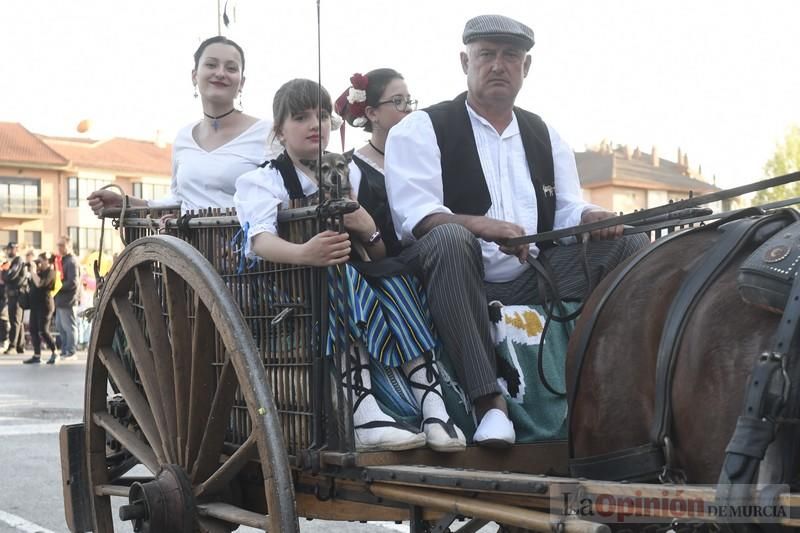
0;198;50;217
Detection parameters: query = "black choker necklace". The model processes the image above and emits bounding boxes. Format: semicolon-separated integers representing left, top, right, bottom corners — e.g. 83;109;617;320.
204;108;236;131
368;140;385;156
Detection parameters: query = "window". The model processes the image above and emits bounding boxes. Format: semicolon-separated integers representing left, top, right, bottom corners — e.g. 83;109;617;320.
23;231;42;250
0;230;18;246
0;178;41;214
133;182;171;201
68;176;111;208
68;226;122;256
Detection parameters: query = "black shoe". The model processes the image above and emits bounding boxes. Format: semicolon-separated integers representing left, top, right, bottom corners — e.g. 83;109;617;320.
61;352;75;359
2;349;13;355
23;356;41;364
46;354;58;365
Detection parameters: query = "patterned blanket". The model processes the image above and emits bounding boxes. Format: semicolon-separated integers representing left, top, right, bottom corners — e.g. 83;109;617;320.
373;303;576;444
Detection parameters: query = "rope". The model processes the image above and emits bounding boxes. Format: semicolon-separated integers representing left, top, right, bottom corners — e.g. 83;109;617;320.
85;183;127;322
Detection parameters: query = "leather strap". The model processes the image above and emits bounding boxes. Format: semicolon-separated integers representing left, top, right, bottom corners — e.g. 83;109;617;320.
650;216;769;446
567;228;689;458
716;253;800;533
569;443;665;482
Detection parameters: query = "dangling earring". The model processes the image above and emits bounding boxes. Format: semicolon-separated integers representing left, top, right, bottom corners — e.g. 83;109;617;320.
193;84;198;98
238;91;243;110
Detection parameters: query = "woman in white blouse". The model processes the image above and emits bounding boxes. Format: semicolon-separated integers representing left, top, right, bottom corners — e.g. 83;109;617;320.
87;36;272;215
235;79;466;453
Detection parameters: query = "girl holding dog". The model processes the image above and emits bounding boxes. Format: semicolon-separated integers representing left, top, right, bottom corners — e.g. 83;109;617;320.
234;78;465;453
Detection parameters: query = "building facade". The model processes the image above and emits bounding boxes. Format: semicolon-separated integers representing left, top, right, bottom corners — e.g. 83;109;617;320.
0;122;171;259
576;142;723;213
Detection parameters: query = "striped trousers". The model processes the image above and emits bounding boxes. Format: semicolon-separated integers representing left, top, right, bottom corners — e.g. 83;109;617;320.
400;224;649;401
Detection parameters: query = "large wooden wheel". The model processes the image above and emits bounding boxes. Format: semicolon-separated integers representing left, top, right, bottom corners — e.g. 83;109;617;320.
84;235;298;532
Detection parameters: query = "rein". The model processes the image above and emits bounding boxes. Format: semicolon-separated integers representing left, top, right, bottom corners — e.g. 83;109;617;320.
525;237;593;397
505;170;800;248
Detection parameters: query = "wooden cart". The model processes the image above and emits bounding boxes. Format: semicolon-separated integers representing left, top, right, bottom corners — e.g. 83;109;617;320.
59;202;800;533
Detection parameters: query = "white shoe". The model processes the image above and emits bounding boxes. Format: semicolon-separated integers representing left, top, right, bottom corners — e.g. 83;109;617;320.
423;417;466;452
355;421;426;452
473;408;515;448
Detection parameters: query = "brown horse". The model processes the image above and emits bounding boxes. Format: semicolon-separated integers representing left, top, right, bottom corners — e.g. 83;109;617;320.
567;214;800;485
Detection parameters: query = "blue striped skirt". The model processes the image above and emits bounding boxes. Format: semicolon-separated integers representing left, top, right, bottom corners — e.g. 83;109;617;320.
326;264;436;368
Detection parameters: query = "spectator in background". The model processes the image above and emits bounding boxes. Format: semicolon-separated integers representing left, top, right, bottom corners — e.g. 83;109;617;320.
23;253;58;364
54;236;79;358
2;242;28;355
76;265;93;349
0;256;9;351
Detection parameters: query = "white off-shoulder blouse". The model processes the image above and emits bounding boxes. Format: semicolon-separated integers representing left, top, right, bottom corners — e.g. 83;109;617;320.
149;118;273;214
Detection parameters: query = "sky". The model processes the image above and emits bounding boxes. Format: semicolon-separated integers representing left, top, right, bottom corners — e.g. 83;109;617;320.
4;0;800;188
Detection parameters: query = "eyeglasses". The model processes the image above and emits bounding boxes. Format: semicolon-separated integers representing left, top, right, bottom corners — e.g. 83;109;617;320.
375;95;418;112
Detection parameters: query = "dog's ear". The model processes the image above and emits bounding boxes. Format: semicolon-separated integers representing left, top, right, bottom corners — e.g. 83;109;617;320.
342;148;354;164
300;158;318;172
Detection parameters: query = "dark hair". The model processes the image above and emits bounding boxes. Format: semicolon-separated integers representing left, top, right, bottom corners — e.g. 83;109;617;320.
193;36;246;74
338;68;404;132
272;79;333;138
37;252;54;265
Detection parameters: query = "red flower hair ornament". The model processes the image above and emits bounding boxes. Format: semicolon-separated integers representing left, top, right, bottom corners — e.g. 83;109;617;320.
335;73;370;128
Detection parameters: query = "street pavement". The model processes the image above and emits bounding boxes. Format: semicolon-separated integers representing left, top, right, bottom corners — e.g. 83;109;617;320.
0;351;494;533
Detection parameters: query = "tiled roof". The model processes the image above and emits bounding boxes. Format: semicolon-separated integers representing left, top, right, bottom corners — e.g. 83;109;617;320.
0;122;68;166
576;147;719;193
39;135;172;176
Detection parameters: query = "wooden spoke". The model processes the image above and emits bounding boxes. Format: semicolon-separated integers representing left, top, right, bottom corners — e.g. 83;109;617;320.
94;485;130;498
191;358;239;484
198;516;237;533
134;266;178;459
185;296;217;469
112;296;176;463
194;433;257;499
93;411;159;474
97;346;165;465
163;265;192;467
197;503;268;530
85;236;298;531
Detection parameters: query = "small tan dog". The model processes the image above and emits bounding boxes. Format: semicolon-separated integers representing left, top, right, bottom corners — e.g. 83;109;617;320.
303;150;370;261
302;149;354;199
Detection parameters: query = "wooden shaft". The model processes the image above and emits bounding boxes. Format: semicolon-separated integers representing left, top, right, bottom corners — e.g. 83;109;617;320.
369;482;609;533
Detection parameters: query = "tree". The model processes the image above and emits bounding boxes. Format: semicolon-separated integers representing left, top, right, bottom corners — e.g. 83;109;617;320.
753;125;800;204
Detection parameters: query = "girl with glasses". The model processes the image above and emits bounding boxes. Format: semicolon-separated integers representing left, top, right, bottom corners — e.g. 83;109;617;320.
334;69;416;258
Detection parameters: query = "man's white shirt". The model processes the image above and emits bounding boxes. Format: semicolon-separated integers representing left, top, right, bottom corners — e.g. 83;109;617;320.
385;101;596;283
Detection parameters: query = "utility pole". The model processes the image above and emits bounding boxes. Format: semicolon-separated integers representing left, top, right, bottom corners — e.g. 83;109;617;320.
216;0;222;35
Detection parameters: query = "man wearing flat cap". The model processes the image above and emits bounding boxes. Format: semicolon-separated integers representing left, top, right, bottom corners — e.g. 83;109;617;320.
385;14;647;446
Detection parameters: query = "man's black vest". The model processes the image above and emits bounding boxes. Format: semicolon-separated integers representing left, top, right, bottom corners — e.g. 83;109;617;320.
424;92;556;234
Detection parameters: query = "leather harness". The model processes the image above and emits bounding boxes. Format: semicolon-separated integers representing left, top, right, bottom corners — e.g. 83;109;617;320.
569;209;798;483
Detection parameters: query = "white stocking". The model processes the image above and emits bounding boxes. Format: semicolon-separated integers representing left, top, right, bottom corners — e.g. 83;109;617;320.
344;341;394;428
401;356;450;422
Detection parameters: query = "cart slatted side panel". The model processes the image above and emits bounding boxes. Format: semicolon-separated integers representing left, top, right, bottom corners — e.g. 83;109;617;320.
121;208;318;458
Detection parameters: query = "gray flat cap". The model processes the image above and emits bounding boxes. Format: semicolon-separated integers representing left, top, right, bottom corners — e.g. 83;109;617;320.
462;14;534;51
